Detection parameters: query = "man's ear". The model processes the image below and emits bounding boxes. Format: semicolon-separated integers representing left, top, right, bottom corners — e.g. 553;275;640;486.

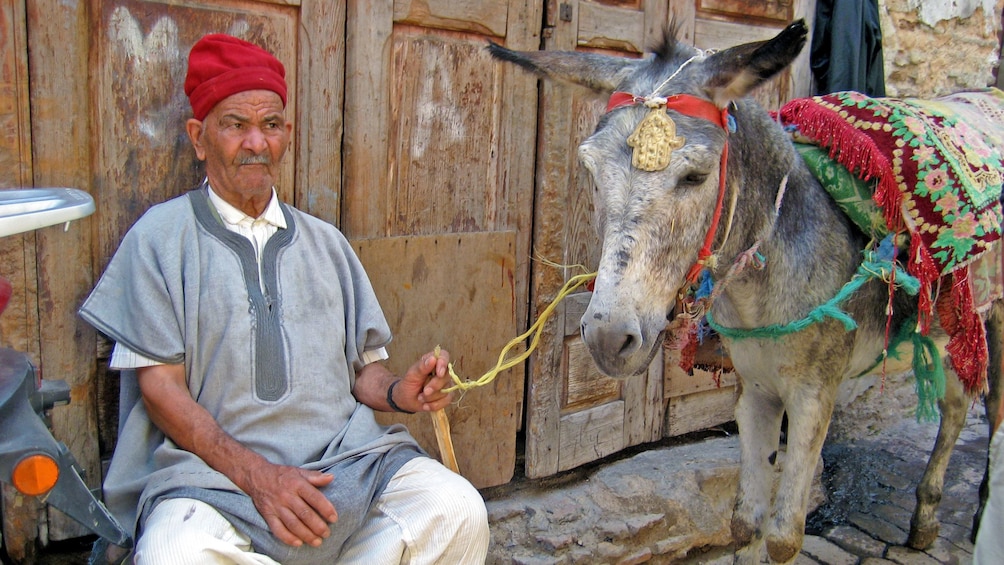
186;118;207;161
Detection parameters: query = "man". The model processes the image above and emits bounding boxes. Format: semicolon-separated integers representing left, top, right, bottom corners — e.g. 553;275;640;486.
80;34;489;564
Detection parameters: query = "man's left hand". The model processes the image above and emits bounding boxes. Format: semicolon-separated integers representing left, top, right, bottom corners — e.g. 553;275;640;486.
394;348;453;412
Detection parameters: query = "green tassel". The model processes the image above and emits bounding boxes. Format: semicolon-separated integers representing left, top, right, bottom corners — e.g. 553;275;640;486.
911;331;945;422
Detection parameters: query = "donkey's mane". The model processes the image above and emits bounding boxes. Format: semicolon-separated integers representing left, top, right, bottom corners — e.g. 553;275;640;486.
651;22;691;65
632;23;702;93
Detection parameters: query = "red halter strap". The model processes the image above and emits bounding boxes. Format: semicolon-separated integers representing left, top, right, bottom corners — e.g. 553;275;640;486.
606;91;731;283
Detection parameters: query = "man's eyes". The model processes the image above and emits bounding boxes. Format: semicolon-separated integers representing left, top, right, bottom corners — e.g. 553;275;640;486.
222;120;282;130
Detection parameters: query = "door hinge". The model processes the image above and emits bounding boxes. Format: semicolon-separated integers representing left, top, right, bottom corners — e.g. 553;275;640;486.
559;2;573;22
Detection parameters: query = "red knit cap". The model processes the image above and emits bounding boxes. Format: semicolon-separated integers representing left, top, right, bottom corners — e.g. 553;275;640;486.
184;34;287;120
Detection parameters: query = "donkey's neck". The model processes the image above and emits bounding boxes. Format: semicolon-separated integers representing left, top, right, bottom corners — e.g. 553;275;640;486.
707;98;865;329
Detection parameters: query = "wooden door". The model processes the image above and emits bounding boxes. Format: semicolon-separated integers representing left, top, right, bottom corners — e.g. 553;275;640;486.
525;0;815;478
524;0;675;479
1;0;343;559
342;0;541;489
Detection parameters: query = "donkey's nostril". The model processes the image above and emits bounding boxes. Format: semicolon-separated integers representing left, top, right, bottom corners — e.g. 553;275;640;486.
618;333;641;357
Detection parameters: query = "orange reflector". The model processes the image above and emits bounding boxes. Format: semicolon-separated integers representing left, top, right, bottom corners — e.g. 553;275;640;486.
12;454;59;496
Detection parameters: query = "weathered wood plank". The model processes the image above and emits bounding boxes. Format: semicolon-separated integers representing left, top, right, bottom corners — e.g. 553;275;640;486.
642;0;669;46
563;337;621;410
494;0;543;432
353;232;520;488
525;0;582;479
344;0;394;236
665;386;739;437
0;0;32;190
694;17;782;51
25;0;95;543
668;0;697;45
562;292;591;336
394;0;508;37
528;0;682;478
558;400;625;471
625;347;664;444
577;1;645;52
697;0;794;23
0;0;41;534
789;0;817;99
666;363;738;398
295;1;344;224
384;29;507;236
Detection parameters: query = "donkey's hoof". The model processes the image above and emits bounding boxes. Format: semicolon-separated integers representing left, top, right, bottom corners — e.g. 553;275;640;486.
731;516;757;546
765;534;801;564
907;523;939;550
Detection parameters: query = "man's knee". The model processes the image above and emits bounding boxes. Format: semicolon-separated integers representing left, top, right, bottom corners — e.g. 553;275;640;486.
135;498;257;565
434;469;490;555
446;478;489;541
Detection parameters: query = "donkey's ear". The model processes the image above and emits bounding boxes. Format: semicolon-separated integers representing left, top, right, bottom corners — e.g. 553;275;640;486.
701;19;808;108
487;42;642;94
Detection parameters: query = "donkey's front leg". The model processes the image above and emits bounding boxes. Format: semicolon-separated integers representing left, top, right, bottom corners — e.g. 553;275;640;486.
732;378;785;565
763;380;838;563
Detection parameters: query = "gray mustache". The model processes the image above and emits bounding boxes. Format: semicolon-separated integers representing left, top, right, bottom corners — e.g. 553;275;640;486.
237;155;271;165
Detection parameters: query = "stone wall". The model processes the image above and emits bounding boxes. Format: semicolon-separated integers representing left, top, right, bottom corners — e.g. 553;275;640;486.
879;0;1004;97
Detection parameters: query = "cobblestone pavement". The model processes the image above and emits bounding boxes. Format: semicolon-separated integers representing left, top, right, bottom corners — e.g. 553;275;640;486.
794;411;988;565
682;410;988;565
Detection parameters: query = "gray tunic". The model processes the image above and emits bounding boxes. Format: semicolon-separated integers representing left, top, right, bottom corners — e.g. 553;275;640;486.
79;186;422;562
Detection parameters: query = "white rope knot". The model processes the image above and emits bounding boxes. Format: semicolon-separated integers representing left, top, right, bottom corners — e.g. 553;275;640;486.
644;96;668;108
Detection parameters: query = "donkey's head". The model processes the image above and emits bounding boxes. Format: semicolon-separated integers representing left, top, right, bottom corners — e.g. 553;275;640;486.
490;21;807;377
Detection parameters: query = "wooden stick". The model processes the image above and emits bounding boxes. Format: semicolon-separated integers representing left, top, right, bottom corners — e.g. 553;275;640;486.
431;408;460;474
431;345;460;474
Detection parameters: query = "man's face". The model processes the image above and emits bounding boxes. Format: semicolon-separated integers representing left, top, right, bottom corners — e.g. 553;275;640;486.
186;89;292;216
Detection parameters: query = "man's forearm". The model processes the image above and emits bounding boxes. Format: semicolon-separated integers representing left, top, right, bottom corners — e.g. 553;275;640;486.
352;362;398;412
136;364;270;490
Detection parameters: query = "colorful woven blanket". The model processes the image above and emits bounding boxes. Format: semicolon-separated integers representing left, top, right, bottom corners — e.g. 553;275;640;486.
778;89;1004;394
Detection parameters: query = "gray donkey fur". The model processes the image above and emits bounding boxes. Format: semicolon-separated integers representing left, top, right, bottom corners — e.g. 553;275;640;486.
490;20;1003;564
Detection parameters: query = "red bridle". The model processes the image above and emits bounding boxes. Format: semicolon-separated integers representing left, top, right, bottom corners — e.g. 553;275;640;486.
605;91;732;283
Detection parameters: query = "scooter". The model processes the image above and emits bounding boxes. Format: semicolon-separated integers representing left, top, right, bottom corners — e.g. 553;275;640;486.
0;188;131;555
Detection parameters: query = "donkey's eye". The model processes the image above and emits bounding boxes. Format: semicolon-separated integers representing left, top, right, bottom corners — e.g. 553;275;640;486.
680;172;709;186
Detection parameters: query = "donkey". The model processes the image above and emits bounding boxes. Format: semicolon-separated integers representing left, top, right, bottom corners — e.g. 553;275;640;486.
489;20;1003;564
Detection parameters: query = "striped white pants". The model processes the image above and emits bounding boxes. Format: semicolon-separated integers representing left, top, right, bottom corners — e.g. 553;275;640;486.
133;457;489;564
975;423;1004;564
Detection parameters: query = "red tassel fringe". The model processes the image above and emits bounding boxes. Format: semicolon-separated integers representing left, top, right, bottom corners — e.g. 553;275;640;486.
938;267;989;394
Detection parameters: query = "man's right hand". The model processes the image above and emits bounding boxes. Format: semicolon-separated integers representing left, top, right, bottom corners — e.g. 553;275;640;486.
242;461;338;547
136;364;338;548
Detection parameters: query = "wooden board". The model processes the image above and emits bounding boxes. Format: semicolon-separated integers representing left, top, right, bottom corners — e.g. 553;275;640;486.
577;2;647;52
698;0;794;23
353;232;520;488
393;0;508;36
2;0;49;556
563;337;621;410
664;338;737;398
665;385;739;436
665;363;738;399
19;0;96;546
558;401;626;470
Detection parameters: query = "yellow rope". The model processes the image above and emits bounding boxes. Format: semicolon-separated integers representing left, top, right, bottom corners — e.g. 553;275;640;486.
442;271;597;393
